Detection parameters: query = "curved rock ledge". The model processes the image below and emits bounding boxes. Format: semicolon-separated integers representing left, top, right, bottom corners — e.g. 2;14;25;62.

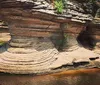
0;0;100;74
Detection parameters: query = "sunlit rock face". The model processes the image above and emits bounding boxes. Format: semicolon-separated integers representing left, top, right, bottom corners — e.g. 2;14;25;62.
0;0;94;54
0;0;100;74
0;0;93;23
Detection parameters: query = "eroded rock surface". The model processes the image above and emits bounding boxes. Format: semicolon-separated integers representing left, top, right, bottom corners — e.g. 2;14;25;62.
0;0;99;74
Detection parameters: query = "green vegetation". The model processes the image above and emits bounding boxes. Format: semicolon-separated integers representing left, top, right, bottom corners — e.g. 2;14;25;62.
0;41;5;46
54;0;64;13
63;34;68;44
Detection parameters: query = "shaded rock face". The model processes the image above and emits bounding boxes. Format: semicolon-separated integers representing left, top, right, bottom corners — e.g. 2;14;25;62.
81;0;100;53
87;24;100;54
78;24;100;50
75;0;100;50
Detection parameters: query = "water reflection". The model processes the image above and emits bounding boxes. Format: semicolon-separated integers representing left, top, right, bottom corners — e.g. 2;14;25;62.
0;69;100;85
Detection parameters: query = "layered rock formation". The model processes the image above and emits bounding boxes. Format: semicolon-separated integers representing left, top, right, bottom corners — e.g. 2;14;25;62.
0;21;10;42
85;0;100;54
0;0;99;74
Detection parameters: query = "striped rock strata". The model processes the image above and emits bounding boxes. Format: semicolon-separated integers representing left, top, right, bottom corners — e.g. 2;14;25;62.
0;0;99;74
85;0;100;54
